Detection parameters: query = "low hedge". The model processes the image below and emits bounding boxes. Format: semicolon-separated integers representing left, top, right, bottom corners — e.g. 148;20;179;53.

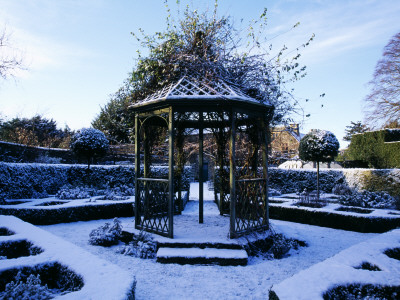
269;205;400;233
0;202;135;225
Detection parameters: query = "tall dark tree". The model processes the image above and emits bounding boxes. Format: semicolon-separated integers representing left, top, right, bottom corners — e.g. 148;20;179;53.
299;130;340;200
92;85;134;144
364;32;400;128
92;2;314;142
0;115;71;148
343;121;369;142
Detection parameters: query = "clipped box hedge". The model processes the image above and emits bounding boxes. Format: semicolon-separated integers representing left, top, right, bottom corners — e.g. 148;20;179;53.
269;205;400;233
0;163;191;200
214;167;400;196
0;202;135;225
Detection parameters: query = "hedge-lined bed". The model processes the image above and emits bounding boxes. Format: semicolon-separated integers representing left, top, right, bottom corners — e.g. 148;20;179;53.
0;198;135;225
269;195;400;233
269;228;400;299
0;215;136;299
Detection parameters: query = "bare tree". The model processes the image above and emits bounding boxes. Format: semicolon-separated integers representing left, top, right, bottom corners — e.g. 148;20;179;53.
0;25;25;81
364;32;400;128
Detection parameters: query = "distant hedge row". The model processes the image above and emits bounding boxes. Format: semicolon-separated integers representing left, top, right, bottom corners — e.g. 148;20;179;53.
215;167;400;196
347;129;400;169
0;163;191;200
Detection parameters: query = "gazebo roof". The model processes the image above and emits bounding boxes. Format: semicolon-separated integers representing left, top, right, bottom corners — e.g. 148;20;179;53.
130;76;273;111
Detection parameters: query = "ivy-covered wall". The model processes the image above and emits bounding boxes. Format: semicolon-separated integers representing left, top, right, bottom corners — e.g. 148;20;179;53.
347;129;400;168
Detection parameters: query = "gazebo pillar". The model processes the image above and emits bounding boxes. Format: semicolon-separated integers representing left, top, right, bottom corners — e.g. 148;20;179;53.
168;107;175;238
260;116;270;227
134;115;141;228
199;111;204;224
229;110;236;238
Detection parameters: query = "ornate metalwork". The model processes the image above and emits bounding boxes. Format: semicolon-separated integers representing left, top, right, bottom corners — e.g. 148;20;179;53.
136;178;170;237
234;178;267;236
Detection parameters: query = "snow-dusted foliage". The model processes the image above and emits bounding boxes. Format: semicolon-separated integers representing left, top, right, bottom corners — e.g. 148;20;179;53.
267;168;341;194
117;231;157;259
299;129;340;163
56;185;95;199
0;163;191;200
1;272;54;299
89;218;122;246
323;284;400;299
96;185;134;200
339;191;397;209
70;128;109;167
244;232;305;260
332;183;353;195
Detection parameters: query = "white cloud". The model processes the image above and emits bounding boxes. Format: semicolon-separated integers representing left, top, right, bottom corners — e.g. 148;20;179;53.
265;0;400;65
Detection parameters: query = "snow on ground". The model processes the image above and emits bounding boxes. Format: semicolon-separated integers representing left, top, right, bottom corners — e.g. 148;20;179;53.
39;183;380;300
0;215;135;299
272;228;400;299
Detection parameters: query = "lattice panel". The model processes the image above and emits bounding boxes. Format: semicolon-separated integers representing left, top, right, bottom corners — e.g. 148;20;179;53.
137;179;170;236
234;179;267;236
141;76;256;103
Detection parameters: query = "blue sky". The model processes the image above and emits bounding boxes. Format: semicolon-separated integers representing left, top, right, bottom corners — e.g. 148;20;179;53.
0;0;399;147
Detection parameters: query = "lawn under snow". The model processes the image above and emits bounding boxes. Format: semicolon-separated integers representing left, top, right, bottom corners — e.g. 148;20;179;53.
37;183;383;300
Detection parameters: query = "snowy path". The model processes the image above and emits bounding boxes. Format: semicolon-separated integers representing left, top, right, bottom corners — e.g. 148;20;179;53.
40;183;379;300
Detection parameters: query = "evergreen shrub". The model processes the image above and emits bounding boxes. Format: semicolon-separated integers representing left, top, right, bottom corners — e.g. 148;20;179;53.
348;129;400;168
117;231;157;259
89;218;123;247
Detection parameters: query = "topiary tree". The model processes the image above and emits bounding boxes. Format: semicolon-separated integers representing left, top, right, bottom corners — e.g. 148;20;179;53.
299;129;340;199
70;128;109;169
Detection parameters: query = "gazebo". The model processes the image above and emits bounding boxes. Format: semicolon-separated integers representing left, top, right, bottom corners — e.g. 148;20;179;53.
130;75;274;238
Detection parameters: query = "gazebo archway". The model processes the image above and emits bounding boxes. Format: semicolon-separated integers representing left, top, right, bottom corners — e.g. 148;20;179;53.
130;76;274;238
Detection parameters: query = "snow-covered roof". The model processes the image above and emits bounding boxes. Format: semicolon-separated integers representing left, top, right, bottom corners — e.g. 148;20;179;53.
131;76;272;108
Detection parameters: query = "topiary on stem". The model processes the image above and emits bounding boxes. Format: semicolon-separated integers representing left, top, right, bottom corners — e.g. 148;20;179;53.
70;128;109;169
299;129;339;200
